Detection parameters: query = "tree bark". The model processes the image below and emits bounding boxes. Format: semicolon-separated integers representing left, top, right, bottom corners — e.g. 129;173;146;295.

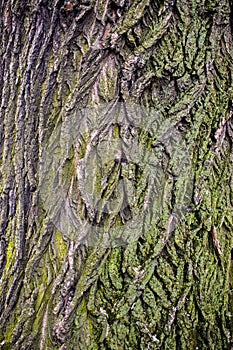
0;0;233;349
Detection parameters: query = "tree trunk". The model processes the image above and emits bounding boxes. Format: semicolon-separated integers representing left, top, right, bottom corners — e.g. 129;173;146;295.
0;0;233;349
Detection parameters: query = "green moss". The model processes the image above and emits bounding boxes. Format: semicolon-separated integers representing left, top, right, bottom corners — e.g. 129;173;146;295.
98;61;118;102
3;312;19;345
34;284;47;313
55;231;68;257
117;0;150;35
108;248;123;290
5;237;15;270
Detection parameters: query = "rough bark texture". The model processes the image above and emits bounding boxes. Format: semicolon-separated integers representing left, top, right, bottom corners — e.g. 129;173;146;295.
0;0;233;349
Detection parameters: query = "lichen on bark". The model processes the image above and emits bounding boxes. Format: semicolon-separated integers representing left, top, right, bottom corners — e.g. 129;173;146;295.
0;0;233;349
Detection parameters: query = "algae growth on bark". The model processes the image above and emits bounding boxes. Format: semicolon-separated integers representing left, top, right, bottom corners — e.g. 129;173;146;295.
0;0;233;349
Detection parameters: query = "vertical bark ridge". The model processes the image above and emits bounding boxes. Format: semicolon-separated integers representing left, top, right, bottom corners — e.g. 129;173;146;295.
0;0;233;349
